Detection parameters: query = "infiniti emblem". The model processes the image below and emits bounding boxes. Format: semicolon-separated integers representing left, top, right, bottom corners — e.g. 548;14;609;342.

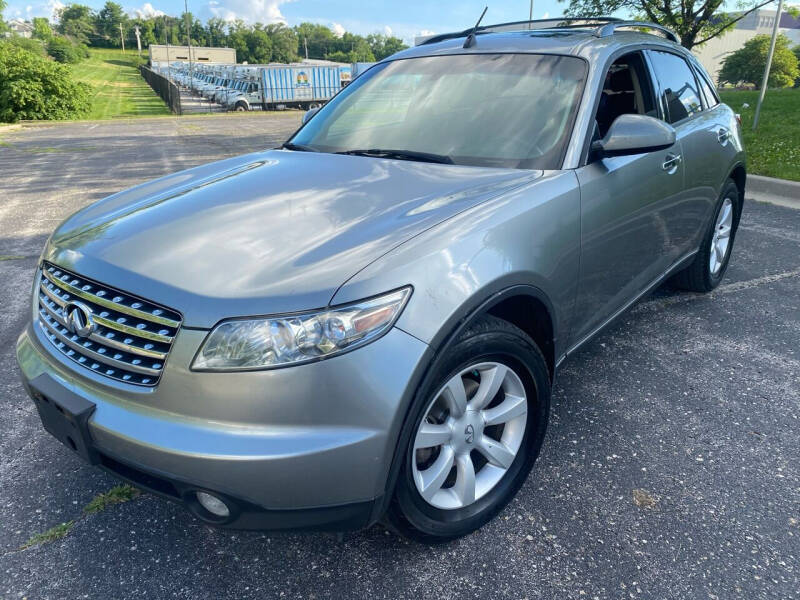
464;424;475;444
64;301;95;338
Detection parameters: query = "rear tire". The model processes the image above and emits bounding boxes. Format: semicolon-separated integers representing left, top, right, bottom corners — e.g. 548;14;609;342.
385;315;550;543
671;179;741;293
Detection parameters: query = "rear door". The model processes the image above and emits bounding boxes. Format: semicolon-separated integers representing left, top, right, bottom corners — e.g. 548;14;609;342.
645;49;720;255
570;50;687;347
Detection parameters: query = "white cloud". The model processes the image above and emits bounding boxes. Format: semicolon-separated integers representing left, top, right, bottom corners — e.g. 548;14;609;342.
418;29;435;37
205;0;291;24
330;21;345;38
383;25;392;36
130;3;165;19
541;11;550;19
18;0;63;20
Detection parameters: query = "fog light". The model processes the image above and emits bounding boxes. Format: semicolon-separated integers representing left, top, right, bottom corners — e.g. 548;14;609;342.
196;491;230;518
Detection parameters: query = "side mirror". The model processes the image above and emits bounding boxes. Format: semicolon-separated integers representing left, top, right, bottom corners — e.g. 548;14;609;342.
302;107;320;125
591;114;676;158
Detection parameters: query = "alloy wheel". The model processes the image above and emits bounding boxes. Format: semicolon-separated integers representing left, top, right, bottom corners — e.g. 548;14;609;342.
709;197;733;275
412;362;528;510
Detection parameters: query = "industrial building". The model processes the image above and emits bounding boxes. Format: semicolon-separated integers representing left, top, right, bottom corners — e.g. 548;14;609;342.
148;45;237;65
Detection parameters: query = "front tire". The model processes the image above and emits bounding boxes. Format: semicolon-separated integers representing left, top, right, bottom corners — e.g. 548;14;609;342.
671;178;741;293
385;316;550;543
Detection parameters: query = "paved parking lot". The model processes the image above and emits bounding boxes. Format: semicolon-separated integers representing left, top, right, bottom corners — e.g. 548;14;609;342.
1;115;798;599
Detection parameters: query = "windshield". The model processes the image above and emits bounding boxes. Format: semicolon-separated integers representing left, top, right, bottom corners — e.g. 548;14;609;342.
290;53;587;169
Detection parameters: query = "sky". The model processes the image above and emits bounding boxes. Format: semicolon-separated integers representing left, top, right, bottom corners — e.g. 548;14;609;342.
3;0;580;44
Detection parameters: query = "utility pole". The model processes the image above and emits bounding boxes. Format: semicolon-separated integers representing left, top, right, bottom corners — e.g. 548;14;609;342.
529;0;534;28
184;0;193;91
304;36;309;60
119;22;125;52
753;0;784;130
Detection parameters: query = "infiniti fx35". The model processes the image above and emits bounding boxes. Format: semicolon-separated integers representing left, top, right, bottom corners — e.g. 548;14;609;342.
17;19;745;542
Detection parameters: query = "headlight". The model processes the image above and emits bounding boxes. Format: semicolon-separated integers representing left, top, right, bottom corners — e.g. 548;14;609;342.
192;287;412;371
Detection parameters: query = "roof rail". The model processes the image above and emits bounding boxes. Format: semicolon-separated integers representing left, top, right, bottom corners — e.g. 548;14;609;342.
594;21;679;42
417;17;624;46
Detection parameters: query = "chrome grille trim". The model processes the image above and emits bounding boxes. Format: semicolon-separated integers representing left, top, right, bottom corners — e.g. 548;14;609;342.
39;312;162;376
38;293;168;360
37;263;182;386
41;267;181;328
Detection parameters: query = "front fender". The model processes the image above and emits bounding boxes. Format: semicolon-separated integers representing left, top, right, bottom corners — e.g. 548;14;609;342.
330;170;582;362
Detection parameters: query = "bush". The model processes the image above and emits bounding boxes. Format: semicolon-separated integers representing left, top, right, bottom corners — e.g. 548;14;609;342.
3;36;47;57
0;43;92;122
46;35;89;64
719;34;799;89
795;46;800;87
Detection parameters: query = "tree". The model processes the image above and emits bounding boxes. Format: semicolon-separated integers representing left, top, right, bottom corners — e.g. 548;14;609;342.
152;15;182;45
32;17;53;40
131;17;156;48
0;42;91;122
366;33;407;60
559;0;793;49
718;34;799;88
95;1;126;47
0;0;7;36
206;17;228;47
794;45;800;87
190;15;208;46
226;20;249;62
245;26;272;63
294;22;337;59
264;23;298;63
57;4;95;45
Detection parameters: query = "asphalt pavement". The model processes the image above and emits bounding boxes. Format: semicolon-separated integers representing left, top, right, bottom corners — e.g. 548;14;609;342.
1;115;798;599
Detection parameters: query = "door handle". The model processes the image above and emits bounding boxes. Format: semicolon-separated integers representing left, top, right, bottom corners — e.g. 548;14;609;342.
717;128;730;145
662;153;682;173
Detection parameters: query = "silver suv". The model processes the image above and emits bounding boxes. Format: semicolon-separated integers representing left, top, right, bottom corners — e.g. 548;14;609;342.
17;18;745;542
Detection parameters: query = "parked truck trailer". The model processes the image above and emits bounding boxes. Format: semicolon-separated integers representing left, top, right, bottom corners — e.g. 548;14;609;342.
225;64;352;111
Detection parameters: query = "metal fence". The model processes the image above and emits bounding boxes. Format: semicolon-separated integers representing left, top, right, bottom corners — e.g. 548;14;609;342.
139;65;182;115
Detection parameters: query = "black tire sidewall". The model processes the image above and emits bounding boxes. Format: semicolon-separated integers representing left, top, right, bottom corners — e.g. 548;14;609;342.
391;322;550;541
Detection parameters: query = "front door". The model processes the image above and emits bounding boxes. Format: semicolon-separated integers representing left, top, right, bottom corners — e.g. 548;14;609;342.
569;51;686;347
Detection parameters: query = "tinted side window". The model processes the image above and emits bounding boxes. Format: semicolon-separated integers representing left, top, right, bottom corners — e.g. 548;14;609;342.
648;51;702;123
693;65;719;108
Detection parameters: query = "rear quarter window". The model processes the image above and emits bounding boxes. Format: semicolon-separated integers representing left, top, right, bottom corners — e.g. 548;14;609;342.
647;50;703;123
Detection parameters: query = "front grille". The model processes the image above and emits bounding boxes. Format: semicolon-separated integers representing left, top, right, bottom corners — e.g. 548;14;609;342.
37;262;183;386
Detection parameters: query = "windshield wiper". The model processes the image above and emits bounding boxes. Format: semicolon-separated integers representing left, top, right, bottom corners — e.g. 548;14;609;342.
336;148;454;164
281;142;319;152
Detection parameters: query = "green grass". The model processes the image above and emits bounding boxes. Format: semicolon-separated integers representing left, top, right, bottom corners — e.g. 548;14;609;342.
20;484;141;550
720;88;800;181
21;521;74;549
83;484;140;514
70;48;171;120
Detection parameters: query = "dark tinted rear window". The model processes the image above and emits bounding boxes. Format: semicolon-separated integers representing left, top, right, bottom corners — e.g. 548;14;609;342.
648;50;702;123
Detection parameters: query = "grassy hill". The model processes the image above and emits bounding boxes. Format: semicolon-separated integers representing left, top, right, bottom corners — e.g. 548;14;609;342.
71;48;170;120
720;88;800;182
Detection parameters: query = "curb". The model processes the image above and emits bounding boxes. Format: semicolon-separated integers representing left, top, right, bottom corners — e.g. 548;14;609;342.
747;175;800;210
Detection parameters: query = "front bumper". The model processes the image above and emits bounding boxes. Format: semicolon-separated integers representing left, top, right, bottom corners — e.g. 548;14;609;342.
16;319;429;529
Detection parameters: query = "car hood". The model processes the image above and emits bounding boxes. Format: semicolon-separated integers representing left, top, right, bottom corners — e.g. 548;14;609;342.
45;150;539;328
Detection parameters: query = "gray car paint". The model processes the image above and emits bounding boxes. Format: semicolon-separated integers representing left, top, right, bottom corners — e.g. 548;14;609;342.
17;28;745;515
45;151;537;328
